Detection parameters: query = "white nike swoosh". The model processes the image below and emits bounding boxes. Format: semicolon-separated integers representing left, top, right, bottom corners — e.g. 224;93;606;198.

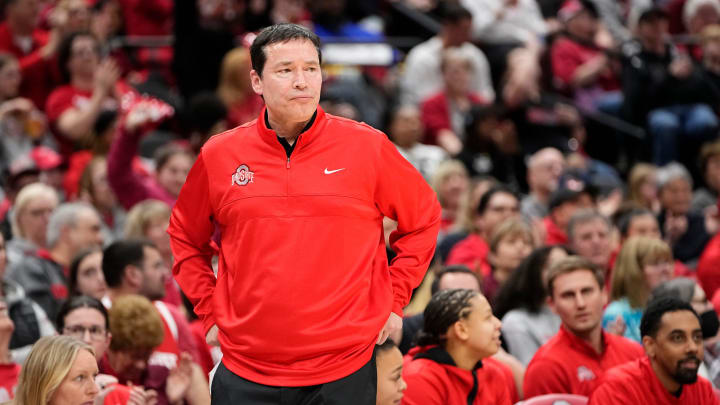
324;168;346;174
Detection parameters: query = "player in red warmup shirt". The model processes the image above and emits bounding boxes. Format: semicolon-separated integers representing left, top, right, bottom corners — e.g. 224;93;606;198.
590;297;720;404
401;289;511;405
524;256;645;398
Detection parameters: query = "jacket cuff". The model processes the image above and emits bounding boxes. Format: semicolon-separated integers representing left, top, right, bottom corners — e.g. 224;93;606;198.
392;300;405;318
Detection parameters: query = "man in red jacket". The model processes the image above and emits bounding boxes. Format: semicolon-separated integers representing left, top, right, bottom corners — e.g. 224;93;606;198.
524;256;645;398
589;297;719;404
168;23;441;404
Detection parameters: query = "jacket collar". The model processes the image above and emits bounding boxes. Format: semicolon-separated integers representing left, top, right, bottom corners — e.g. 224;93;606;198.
559;324;608;359
413;345;483;371
256;106;326;151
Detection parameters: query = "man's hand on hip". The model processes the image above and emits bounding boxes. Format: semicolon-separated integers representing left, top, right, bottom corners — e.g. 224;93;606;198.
206;324;220;346
377;312;402;345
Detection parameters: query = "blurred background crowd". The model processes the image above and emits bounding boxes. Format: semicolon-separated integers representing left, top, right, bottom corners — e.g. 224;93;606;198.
5;0;720;403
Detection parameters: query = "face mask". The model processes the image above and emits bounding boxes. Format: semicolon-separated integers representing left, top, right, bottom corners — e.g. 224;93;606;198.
701;310;720;339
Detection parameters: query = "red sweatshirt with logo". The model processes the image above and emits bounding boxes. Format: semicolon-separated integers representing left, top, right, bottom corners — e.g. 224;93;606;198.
168;107;441;386
589;357;720;405
524;325;645;398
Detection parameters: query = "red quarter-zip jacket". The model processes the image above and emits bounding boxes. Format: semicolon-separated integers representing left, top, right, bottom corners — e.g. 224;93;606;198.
589;357;719;405
524;325;645;398
168;107;441;386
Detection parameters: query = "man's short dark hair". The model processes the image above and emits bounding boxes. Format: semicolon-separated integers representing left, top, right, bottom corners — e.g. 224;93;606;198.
250;23;322;77
476;185;519;216
640;297;700;338
431;265;479;295
440;3;472;24
102;239;157;288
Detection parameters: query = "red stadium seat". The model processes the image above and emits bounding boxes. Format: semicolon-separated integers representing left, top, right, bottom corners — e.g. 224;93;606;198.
516;394;589;405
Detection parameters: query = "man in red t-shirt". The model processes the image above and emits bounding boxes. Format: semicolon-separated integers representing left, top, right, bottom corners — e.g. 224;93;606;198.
524;256;645;398
590;297;719;404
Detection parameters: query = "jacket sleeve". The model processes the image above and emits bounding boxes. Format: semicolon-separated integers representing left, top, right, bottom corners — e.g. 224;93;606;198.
523;358;570;398
374;136;441;316
107;126;172;210
167;153;217;334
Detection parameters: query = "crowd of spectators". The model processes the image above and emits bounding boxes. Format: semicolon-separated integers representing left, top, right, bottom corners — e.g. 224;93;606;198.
5;0;720;403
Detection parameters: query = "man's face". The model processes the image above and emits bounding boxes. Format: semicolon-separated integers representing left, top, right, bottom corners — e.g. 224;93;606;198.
659;178;692;215
477;192;519;237
550;269;607;335
626;214;661;239
571;218;611;269
250;39;322;129
68;208;103;254
138;246;169;301
529;150;564;194
62;307;110;361
645;310;703;386
18;194;57;246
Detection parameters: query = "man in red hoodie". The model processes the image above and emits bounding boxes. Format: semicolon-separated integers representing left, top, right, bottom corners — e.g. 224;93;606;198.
168;23;441;404
589;297;719;404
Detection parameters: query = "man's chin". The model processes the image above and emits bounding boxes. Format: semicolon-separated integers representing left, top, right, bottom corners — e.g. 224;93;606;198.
675;366;700;385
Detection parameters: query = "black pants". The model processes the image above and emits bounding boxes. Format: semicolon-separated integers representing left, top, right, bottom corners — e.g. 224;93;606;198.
211;354;377;405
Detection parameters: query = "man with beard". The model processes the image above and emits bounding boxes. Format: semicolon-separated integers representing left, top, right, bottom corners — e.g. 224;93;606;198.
589;297;719;404
523;256;644;398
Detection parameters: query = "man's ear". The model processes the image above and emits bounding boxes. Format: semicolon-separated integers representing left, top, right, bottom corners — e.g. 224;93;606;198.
643;335;656;358
547;295;557;314
123;264;141;288
250;70;263;96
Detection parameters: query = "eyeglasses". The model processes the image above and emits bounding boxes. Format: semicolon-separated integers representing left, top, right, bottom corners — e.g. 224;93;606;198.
63;325;107;341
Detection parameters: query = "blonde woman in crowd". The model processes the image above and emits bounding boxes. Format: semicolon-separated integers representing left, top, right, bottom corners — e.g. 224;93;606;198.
626;163;660;213
429;159;470;237
11;335;99;405
603;237;675;342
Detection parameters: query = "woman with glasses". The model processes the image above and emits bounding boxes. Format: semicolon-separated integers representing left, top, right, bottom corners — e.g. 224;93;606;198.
57;295;154;405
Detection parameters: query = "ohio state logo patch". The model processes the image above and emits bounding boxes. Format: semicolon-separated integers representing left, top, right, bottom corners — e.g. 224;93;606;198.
577;366;596;382
232;164;254;186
